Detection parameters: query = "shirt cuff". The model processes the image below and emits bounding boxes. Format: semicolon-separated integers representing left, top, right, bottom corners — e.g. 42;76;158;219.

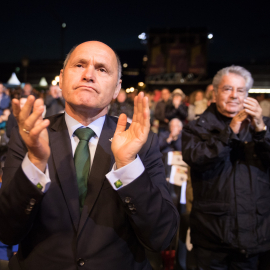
22;153;51;193
106;155;145;190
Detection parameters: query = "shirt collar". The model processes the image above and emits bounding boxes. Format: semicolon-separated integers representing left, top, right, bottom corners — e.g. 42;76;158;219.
65;112;106;139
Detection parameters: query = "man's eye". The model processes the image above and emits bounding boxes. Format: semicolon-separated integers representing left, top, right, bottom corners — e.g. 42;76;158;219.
224;87;231;91
99;68;107;72
76;64;83;68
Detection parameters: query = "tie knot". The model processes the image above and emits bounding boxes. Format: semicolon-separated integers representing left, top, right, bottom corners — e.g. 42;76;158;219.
74;128;95;141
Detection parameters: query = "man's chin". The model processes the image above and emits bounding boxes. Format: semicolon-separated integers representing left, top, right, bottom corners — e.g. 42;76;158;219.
224;110;239;118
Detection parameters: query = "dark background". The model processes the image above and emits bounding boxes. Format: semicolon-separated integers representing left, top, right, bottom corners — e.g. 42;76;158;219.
1;0;270;88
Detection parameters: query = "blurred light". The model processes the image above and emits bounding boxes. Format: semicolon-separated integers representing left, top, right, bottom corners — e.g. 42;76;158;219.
55;76;60;82
130;87;135;92
123;63;128;68
249;88;270;93
143;56;148;62
52;80;57;86
138;32;147;40
138;82;144;87
62;23;66;28
126;88;130;93
15;67;20;73
180;79;185;83
39;77;48;87
208;33;213;39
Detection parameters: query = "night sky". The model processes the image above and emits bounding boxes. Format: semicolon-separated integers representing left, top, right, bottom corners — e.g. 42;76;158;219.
1;0;270;64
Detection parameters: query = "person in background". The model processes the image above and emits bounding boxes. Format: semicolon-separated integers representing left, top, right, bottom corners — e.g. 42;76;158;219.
194;91;207;116
22;83;32;96
45;85;65;117
145;91;155;125
0;109;11;130
0;83;10;116
109;89;133;121
0;170;18;262
205;84;214;100
182;65;270;269
154;88;171;134
158;118;182;153
22;83;39;99
256;93;270;117
187;90;208;121
6;96;27;138
165;88;188;123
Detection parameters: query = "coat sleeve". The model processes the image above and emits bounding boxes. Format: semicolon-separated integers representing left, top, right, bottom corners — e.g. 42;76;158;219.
117;132;179;252
0;126;44;245
182;121;236;172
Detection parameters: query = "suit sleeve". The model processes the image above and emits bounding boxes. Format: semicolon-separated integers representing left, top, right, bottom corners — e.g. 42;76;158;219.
116;132;179;252
0;126;44;245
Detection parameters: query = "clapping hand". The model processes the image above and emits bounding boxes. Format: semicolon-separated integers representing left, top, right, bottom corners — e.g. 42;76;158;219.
111;92;150;169
244;97;265;132
12;95;50;172
229;109;248;134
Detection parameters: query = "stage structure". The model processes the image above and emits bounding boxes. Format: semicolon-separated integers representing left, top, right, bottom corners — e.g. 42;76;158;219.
146;28;211;93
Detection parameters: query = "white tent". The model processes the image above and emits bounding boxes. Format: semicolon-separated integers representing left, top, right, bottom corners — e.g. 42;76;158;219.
39;77;48;87
7;73;21;85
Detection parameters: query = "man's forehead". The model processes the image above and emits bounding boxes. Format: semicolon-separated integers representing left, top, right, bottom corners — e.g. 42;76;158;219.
70;41;116;63
220;73;245;84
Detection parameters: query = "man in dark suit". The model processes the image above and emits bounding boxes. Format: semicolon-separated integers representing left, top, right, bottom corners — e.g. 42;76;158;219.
0;41;179;270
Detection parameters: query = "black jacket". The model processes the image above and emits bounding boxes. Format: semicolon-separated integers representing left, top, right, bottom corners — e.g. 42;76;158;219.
165;102;188;122
182;103;270;255
154;100;171;129
0;114;179;270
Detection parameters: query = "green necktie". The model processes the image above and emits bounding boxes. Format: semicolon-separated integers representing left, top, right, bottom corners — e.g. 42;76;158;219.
74;127;95;212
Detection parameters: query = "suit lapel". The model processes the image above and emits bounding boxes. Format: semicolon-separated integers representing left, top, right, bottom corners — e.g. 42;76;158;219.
78;115;116;235
49;114;80;231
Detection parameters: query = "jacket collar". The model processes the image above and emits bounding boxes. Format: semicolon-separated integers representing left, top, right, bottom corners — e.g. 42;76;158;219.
196;103;232;132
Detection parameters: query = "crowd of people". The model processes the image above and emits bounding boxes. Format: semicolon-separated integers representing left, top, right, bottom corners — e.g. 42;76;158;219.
0;42;270;270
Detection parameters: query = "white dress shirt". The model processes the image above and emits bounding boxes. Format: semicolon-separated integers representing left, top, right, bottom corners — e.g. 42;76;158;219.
22;112;145;192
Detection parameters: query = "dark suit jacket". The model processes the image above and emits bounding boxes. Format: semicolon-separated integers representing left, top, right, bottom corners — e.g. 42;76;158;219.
0;114;179;270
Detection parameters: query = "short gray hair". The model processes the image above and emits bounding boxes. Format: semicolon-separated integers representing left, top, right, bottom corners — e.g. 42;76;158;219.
169;118;183;128
63;43;122;82
212;65;253;95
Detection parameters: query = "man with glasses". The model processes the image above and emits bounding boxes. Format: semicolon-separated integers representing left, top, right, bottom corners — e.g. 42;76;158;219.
182;66;270;269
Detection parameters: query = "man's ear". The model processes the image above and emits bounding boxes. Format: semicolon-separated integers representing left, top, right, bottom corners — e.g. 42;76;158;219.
59;69;63;89
113;79;122;99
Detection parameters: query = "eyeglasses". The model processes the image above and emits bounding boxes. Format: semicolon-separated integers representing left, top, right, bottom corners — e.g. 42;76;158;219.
218;86;247;95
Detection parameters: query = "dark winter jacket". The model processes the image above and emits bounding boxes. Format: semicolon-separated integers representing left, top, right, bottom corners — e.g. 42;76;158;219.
154;100;171;130
182;103;270;255
165;102;188;122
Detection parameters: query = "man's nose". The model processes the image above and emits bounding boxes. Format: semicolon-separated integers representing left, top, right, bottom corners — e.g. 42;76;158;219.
82;66;95;82
230;88;238;98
